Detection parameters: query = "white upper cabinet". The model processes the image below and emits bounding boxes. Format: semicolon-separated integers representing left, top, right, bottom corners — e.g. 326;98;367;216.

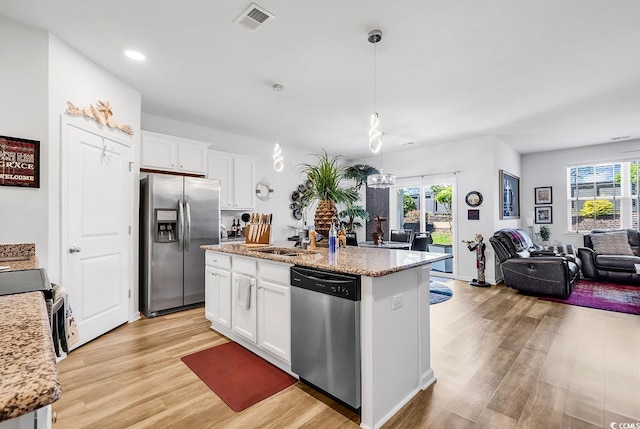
141;131;208;175
207;150;255;211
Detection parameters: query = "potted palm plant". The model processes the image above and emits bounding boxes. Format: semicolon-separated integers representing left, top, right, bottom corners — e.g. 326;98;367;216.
299;150;358;239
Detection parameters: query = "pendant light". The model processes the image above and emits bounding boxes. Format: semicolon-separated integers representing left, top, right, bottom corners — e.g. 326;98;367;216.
272;83;284;172
366;29;396;189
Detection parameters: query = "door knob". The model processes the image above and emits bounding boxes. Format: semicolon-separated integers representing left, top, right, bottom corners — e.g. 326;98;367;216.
69;246;82;254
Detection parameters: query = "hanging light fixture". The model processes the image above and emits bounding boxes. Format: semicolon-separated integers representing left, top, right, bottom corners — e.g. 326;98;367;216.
366;29;396;188
272;83;284;172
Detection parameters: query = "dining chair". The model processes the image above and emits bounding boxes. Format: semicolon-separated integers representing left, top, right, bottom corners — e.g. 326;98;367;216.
411;235;430;251
390;229;412;243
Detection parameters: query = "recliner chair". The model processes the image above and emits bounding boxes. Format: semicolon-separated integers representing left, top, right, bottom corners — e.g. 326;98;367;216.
490;228;580;298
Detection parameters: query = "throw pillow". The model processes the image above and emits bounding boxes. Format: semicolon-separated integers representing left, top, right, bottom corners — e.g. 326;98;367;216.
590;231;634;255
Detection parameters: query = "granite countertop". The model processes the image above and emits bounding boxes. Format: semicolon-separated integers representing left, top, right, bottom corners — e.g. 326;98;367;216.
0;243;38;272
0;291;61;421
201;243;452;277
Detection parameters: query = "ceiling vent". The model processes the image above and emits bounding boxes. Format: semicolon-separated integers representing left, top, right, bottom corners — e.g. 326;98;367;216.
234;3;275;32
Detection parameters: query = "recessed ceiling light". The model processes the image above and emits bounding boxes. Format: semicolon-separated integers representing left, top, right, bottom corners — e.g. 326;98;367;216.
124;49;146;61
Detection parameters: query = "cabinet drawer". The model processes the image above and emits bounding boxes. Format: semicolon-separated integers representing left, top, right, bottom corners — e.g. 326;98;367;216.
259;261;291;284
233;256;257;276
205;252;231;270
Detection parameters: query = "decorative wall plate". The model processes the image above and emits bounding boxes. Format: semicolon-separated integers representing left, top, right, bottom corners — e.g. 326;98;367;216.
465;191;483;207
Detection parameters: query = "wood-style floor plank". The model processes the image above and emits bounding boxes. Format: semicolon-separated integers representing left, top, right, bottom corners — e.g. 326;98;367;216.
52;279;640;428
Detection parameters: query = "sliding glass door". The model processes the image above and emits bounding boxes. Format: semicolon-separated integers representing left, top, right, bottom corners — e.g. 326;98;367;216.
392;177;456;276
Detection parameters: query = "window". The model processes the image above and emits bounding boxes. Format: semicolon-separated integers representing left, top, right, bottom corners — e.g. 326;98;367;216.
567;161;639;232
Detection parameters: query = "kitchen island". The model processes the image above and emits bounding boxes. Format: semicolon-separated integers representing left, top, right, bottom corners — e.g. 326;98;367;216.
202;243;451;429
0;245;60;429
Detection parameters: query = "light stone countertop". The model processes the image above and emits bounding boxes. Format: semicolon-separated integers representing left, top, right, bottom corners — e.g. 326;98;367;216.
201;243;452;277
0;292;61;421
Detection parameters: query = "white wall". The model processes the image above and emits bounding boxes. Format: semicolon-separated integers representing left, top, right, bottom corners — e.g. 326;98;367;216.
521;138;640;248
0;16;49;264
142;113;315;241
353;135;521;284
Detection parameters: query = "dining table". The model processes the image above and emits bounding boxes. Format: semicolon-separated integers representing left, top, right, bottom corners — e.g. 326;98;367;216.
358;241;412;250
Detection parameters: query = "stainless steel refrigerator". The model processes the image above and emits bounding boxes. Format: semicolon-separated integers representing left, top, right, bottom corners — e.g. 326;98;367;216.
139;173;220;317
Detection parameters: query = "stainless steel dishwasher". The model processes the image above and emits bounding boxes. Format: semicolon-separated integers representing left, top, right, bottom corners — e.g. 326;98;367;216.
290;265;361;410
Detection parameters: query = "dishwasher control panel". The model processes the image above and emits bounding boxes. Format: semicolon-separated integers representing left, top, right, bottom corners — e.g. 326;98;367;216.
290;266;361;301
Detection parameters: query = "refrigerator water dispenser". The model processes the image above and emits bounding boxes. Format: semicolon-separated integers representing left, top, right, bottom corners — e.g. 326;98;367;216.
155;209;178;242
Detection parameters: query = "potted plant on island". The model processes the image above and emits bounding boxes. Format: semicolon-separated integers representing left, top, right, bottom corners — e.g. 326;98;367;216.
298;150;358;239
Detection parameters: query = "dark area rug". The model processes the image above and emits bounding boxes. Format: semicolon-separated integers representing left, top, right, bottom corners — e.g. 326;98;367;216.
181;342;297;411
539;279;640;315
430;280;453;305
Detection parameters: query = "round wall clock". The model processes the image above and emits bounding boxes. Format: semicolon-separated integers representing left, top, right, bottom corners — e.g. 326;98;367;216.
465;191;483;207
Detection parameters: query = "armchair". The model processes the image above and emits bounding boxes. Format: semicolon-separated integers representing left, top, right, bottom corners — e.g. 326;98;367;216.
489;228;580;298
577;229;640;284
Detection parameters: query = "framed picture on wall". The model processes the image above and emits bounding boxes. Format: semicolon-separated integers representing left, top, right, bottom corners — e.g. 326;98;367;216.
535;206;552;224
499;170;520;219
535;186;552;205
0;135;40;188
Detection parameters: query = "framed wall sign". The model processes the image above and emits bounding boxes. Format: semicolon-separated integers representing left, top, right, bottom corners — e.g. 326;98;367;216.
0;135;40;188
535;186;552;205
467;209;480;220
499;170;520;219
535;206;552;224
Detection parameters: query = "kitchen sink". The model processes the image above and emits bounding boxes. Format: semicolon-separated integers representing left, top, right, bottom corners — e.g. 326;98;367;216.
252;247;318;257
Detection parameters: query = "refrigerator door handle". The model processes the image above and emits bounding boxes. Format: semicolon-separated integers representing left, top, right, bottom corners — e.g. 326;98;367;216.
178;199;184;253
185;200;192;252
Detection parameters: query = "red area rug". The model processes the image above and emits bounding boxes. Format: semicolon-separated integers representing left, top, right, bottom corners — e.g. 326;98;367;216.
540;280;640;315
181;342;297;411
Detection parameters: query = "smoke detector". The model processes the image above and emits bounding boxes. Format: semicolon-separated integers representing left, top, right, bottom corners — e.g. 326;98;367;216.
234;3;275;32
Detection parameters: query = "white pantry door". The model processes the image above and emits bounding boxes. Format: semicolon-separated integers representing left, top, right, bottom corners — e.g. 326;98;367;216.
63;123;132;349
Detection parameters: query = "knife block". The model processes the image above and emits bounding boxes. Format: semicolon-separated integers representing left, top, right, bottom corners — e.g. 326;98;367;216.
245;224;271;245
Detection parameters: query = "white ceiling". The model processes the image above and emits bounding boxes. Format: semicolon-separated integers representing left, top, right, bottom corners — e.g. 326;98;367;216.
2;0;640;159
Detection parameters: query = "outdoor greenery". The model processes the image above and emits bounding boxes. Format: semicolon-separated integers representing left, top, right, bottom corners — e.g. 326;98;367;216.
403;194;416;215
431;185;453;231
431;231;452;245
614;163;638;185
579;199;614;218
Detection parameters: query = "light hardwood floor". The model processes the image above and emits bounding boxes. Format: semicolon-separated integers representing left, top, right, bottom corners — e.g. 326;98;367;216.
53;280;640;428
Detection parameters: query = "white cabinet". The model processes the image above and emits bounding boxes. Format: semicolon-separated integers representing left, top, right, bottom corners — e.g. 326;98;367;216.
230;256;258;343
207;151;255;210
231;272;257;343
205;253;232;329
0;405;52;429
232;157;255;209
257;261;291;363
205;266;231;329
204;252;292;366
141;131;208;175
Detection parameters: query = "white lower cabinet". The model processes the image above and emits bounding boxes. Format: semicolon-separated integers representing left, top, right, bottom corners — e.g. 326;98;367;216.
0;405;52;429
204;252;292;366
231;272;257;343
205;266;231;329
257;279;291;363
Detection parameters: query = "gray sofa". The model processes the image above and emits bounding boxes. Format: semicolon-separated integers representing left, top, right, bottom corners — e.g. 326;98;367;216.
577;229;640;285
